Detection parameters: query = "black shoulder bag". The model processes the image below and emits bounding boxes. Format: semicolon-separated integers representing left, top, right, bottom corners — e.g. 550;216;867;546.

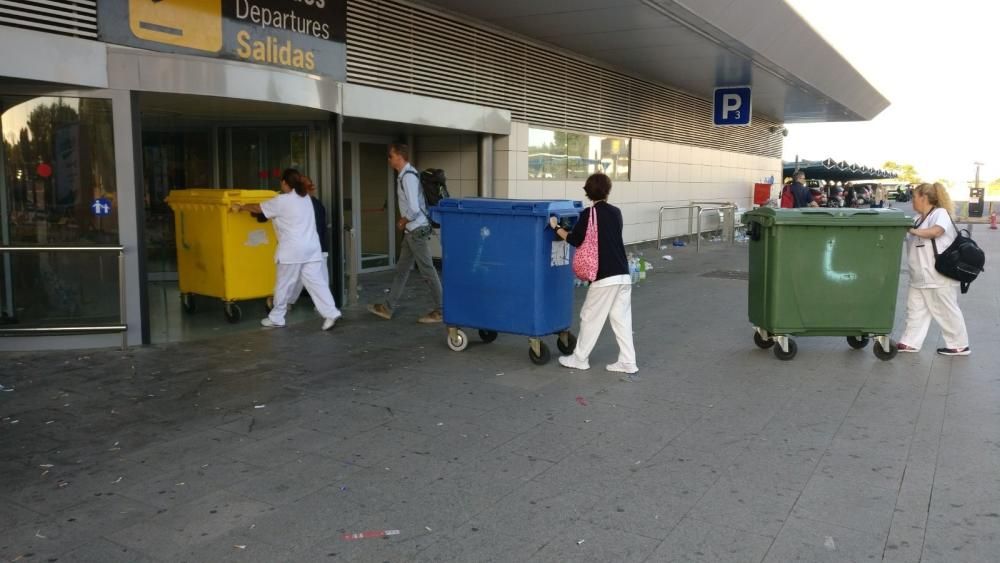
927;209;985;294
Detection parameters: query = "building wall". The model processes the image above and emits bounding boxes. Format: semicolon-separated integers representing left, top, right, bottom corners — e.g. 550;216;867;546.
495;122;782;245
347;0;783;160
414;134;479;198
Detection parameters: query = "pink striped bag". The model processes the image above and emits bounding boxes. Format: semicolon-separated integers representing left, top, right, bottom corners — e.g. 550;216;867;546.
572;205;599;281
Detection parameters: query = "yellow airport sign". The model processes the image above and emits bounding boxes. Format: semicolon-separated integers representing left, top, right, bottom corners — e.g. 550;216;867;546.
129;0;222;53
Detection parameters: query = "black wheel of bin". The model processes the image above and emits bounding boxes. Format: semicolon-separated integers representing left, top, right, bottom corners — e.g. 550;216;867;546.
753;331;775;349
181;294;196;314
224;303;242;324
847;336;870;350
478;329;498;343
557;332;577;355
773;339;798;361
874;340;898;361
529;341;551;365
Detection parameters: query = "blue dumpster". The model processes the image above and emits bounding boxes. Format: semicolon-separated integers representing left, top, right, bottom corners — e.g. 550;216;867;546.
431;198;583;364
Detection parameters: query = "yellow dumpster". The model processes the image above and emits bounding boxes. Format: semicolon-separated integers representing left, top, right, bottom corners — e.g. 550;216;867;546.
166;189;278;323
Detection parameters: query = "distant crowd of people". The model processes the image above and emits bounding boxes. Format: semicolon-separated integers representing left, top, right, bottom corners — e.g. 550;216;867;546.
782;171;910;209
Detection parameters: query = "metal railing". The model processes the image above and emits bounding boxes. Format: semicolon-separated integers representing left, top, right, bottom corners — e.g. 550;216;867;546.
656;204;702;252
0;246;127;350
691;201;739;245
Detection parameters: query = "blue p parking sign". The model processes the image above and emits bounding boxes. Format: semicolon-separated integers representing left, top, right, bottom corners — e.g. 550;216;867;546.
713;87;751;126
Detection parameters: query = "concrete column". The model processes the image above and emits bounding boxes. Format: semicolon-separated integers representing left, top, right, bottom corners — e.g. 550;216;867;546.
111;90;146;346
479;134;494;198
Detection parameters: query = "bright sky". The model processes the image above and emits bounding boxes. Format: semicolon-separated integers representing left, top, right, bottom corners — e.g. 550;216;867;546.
783;0;999;187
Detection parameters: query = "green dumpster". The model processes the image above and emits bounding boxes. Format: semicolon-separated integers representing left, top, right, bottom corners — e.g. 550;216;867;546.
742;208;912;361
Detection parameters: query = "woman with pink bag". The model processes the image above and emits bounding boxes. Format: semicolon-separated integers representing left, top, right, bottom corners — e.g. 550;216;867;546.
550;173;638;378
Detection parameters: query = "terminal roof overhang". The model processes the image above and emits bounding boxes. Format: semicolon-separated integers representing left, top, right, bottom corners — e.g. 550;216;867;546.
421;0;889;124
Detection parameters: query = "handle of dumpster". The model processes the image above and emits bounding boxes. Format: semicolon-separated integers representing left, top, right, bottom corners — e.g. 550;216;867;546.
548;211;580;230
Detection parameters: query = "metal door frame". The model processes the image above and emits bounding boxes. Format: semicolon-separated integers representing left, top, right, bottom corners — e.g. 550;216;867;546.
342;134;396;273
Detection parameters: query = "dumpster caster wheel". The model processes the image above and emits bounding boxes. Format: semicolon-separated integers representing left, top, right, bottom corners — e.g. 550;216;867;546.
181;294;196;314
529;341;550;365
447;329;469;352
265;296;273;313
557;332;577;355
224;303;242;324
773;339;797;361
874;340;897;361
753;331;775;349
478;330;498;343
847;336;870;349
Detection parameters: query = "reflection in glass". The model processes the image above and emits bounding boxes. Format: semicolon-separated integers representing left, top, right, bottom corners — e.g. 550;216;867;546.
230;128;264;189
0;249;121;328
141;126;213;274
567;132;591;180
528;127;567;180
528;126;631;182
1;97;118;245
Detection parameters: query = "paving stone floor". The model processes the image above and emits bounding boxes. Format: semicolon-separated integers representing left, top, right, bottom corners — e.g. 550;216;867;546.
2;216;999;562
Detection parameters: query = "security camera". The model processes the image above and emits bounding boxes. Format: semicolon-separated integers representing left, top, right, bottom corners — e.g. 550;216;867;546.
781;128;788;137
769;126;789;136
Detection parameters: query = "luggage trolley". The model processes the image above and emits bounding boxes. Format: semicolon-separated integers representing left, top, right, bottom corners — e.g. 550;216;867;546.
432;198;583;364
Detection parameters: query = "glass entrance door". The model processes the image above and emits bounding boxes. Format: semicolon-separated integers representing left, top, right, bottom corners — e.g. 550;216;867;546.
141;123;313;278
344;139;394;272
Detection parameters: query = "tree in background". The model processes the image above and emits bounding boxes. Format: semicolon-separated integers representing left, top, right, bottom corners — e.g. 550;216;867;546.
883;161;922;185
934;178;954;188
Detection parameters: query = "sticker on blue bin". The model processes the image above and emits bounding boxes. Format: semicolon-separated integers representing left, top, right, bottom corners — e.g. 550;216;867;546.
551;241;570;266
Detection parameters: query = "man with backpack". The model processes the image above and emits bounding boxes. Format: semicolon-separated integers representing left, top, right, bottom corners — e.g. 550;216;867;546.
782;171;813;208
367;143;444;323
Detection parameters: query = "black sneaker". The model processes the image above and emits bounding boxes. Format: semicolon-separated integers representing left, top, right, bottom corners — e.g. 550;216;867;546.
936;347;970;356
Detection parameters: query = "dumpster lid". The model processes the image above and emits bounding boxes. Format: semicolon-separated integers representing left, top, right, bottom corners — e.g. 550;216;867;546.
166;189;279;206
433;198;583;216
743;207;913;227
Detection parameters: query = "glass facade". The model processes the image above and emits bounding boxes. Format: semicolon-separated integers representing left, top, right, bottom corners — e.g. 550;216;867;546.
1;96;121;328
528;126;630;181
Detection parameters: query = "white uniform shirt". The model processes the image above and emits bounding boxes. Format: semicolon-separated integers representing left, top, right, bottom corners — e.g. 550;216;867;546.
906;207;958;288
397;163;429;232
260;192;323;264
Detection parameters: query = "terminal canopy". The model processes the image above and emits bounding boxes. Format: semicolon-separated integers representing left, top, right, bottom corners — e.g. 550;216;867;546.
783;158;898;182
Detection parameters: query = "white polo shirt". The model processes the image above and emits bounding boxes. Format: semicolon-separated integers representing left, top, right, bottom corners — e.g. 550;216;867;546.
906;207;958;288
260;192;323;264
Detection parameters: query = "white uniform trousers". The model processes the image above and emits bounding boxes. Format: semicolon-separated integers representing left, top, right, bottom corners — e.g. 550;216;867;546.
290;252;329;304
899;285;969;349
572;282;637;368
268;261;340;325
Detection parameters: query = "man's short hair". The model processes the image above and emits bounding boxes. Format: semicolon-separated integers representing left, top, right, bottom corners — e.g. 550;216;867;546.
793;171;805;180
388;143;410;161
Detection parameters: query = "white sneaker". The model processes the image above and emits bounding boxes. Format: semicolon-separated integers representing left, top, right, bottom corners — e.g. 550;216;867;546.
260;318;285;328
321;316;340;331
606;362;638;374
558;355;590;370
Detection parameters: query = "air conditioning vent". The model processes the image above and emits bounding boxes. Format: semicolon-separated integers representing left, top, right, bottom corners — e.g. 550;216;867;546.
0;0;98;39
